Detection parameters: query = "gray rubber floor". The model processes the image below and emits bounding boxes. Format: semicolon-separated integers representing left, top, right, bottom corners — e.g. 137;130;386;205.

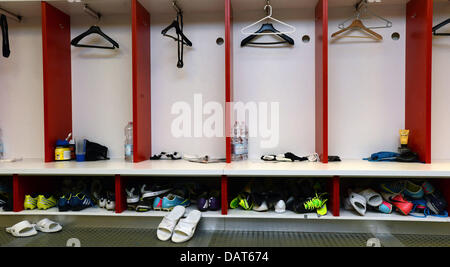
0;226;449;247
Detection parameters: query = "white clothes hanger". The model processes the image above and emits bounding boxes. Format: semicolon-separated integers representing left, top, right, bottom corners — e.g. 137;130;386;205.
337;1;392;30
241;2;296;36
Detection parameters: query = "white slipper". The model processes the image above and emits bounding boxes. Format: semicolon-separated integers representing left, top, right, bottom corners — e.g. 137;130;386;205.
5;220;38;237
358;188;383;207
157;205;186;241
348;192;367;216
171;210;202;243
35;218;62;233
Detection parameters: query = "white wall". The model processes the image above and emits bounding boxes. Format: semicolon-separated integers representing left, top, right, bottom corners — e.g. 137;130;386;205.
431;2;450;160
0;15;44;159
70;14;133;159
151;11;226;158
328;4;406;160
233;8;316;160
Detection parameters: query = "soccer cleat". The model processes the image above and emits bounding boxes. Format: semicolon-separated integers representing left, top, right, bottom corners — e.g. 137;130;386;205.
380;180;406;195
425;192;448;215
24;195;38;210
126;187;140;210
377;201;393;214
294;193;328;215
153;197;163;211
69;192;95;211
140;184;172;199
36;194;57;210
422;181;435;195
404;181;424;199
58;194;72;212
389;194;413;215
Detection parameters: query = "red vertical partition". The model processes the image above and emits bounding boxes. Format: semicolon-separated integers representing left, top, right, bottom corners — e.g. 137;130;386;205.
328;176;340;217
115;174;127;213
405;0;433;164
132;0;151;163
225;0;234;163
221;175;228;215
12;174;22;212
315;0;328;164
41;2;72;163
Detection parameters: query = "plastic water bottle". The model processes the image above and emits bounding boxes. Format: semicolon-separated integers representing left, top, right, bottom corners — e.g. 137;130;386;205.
124;122;133;162
0;128;4;159
241;122;249;160
231;122;239;161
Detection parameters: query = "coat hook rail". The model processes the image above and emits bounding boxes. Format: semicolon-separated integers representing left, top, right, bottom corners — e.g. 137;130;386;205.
83;4;101;21
0;7;22;23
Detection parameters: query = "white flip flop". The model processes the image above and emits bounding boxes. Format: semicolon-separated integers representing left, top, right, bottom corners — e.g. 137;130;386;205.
5;220;38;237
349;192;367;216
157;205;186;241
35;218;62;233
359;188;383;207
171;210;202;243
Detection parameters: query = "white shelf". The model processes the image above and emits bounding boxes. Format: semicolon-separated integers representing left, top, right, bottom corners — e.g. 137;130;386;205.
0;159;226;176
223;160;450;178
119;206;224;218
2;159;450;178
0;207;116;216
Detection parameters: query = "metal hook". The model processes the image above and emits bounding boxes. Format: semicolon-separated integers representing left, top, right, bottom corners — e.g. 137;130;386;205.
264;4;272;17
172;0;181;14
84;4;101;22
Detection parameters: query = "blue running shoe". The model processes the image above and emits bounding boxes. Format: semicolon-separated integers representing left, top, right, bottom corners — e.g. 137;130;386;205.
161;192;190;211
70;192;95;211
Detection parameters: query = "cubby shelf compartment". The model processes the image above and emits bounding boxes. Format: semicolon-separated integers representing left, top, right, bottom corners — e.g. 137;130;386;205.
41;0;151;163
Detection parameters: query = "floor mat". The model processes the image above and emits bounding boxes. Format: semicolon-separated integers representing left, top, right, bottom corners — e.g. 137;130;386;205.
0;226;448;247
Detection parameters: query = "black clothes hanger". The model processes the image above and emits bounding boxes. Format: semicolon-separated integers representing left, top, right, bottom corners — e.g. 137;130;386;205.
71;25;119;49
1;14;10;58
241;23;295;46
161;18;192;47
433;18;450;36
161;4;192;69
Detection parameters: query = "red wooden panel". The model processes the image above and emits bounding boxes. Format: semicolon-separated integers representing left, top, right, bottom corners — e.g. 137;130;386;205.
115;174;127;213
405;0;432;164
221;175;228;215
12;174;22;212
225;0;233;163
328;176;340;217
315;0;328;164
132;0;151;163
41;2;72;163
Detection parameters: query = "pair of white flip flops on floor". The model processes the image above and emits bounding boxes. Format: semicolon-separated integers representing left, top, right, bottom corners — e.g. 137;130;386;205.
157;206;201;243
5;218;62;237
344;188;383;216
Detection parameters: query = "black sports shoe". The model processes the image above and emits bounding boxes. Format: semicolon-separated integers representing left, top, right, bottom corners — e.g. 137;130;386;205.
425;191;448;215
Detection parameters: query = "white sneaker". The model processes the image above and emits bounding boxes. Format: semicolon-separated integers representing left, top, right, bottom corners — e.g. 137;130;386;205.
99;198;106;209
106;200;115;211
274;200;286;213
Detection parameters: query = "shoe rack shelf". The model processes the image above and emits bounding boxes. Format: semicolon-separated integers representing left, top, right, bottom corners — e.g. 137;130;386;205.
3;159;450;177
0;0;449;225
